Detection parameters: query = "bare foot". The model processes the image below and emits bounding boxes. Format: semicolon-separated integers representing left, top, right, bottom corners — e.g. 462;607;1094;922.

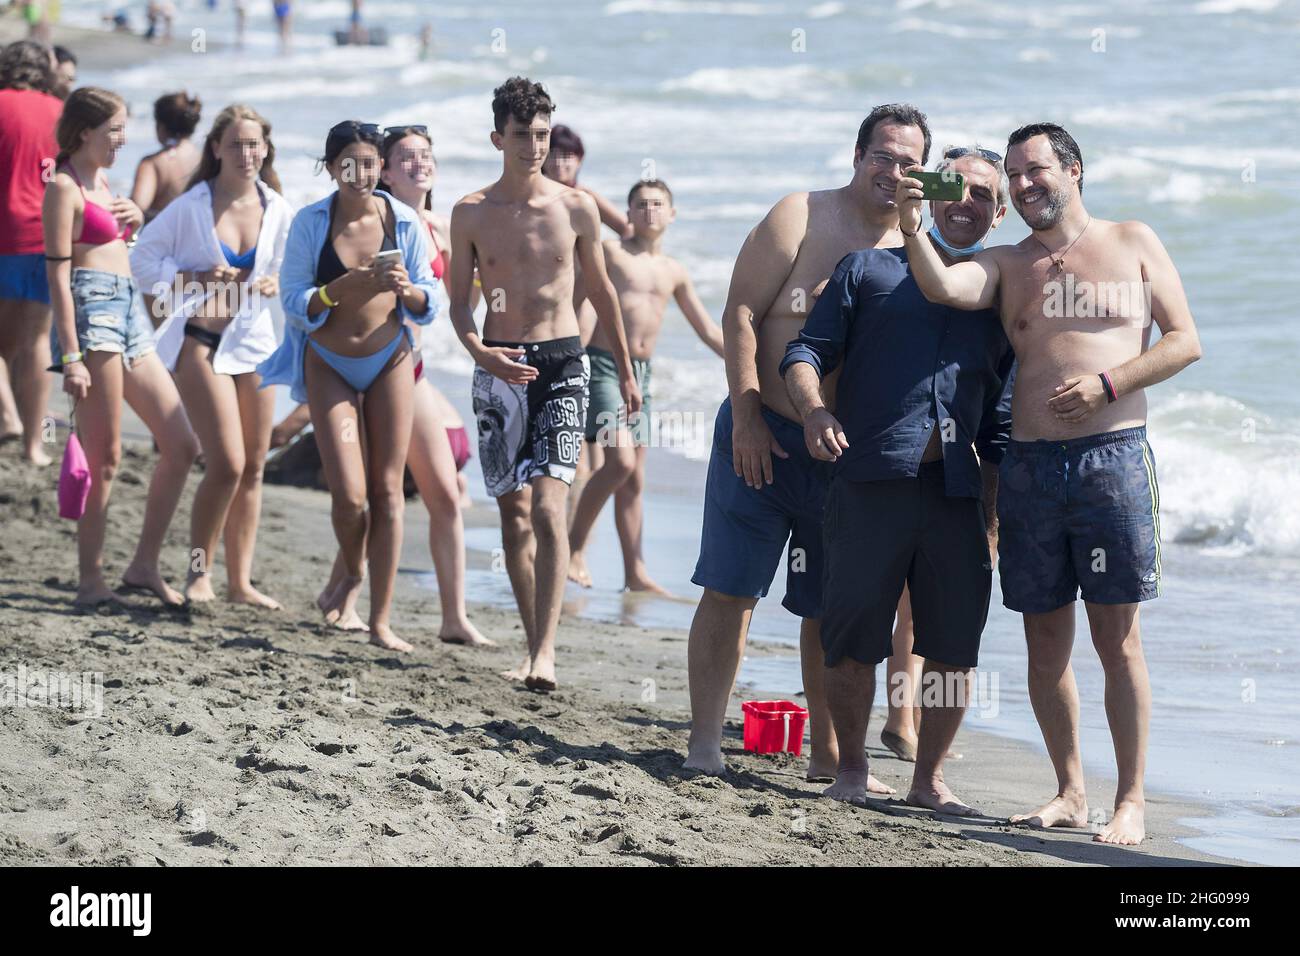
1009;791;1089;829
906;779;982;816
121;567;185;606
75;582;125;606
806;754;838;783
501;656;531;682
624;573;671;596
881;728;917;762
824;768;873;806
227;585;282;610
867;774;896;795
438;619;495;647
525;653;557;692
322;574;366;630
184;574;217;603
566;551;593;588
316;579;337;613
23;446;53;467
1094;800;1145;845
368;623;413;653
683;745;726;776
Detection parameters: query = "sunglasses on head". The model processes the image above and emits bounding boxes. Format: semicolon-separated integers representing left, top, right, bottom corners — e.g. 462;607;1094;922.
327;120;383;143
943;145;1002;163
384;124;429;138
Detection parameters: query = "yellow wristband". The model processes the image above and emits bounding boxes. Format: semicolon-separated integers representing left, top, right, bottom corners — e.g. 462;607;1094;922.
61;351;84;365
318;284;337;308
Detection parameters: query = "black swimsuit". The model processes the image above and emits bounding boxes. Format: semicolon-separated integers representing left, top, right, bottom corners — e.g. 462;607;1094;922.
316;193;397;285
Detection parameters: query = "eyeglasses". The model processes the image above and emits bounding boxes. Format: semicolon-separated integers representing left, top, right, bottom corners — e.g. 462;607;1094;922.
943;145;1002;163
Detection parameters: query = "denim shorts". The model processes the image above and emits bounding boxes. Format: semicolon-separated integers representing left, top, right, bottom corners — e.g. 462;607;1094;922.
997;426;1161;613
50;269;155;369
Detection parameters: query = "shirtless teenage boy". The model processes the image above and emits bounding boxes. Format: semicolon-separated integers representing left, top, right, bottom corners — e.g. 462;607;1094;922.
567;179;724;594
448;77;641;691
683;105;928;785
900;123;1202;845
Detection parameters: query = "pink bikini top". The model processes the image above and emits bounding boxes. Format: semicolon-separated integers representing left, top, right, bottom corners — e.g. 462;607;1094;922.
64;164;132;245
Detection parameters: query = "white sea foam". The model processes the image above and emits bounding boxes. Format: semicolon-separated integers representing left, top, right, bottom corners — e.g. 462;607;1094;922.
1151;392;1300;556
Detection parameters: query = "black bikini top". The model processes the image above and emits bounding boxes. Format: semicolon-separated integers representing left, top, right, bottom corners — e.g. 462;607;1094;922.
315;193;397;286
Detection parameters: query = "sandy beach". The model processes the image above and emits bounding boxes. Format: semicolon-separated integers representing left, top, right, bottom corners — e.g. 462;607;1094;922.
0;426;1243;867
1;6;1279;869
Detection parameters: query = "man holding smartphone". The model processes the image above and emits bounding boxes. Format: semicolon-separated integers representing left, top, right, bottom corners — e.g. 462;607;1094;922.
781;145;1015;812
899;123;1202;845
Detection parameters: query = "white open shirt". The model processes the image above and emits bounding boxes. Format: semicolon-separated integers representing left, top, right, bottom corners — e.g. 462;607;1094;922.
130;178;293;375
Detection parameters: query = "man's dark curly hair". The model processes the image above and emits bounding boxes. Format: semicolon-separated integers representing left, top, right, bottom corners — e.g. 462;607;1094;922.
0;40;55;94
491;76;554;134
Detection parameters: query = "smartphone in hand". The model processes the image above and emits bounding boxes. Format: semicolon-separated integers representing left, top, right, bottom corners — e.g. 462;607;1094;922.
913;170;965;202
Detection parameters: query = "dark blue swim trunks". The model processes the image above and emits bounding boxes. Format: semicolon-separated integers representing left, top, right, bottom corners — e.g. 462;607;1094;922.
997;426;1161;613
691;398;829;618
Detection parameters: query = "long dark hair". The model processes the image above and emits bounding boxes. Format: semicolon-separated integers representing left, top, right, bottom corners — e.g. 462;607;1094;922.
381;125;435;211
187;103;282;194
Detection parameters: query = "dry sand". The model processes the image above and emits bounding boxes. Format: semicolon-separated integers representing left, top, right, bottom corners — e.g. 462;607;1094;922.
0;434;1242;867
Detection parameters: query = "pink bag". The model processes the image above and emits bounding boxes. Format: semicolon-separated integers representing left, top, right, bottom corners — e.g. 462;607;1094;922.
58;427;92;521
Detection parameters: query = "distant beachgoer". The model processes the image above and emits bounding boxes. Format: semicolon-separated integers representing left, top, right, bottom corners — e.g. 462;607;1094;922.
272;0;292;53
448;77;641;690
418;22;433;61
44;86;198;606
144;1;175;43
542;125;632;240
682;106;921;787
904;122;1203;846
51;44;76;100
567;178;723;595
0;40;63;465
130;104;292;608
234;0;247;49
256;119;438;651
347;0;367;44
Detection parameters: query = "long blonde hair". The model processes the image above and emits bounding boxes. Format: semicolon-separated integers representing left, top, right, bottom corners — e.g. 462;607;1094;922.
188;103;282;194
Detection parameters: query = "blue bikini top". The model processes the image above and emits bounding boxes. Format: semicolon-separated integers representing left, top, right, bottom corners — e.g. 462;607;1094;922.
220;239;257;270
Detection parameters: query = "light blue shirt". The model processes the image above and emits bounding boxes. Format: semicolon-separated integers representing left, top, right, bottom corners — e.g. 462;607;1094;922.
256;189;439;403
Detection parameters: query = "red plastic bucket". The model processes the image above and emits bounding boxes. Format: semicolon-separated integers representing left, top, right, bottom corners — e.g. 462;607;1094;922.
741;700;808;755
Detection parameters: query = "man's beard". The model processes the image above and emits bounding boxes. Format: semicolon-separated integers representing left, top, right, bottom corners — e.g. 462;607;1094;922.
1018;183;1070;230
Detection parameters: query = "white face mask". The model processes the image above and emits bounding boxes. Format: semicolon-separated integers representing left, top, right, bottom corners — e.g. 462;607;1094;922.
928;223;984;257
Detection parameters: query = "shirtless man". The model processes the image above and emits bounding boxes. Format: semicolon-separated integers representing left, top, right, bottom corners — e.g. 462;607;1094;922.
900;123;1203;845
567;178;723;593
683;104;926;784
448;77;641;691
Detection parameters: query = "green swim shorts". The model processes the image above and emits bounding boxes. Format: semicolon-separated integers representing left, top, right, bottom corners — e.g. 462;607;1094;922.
584;345;652;446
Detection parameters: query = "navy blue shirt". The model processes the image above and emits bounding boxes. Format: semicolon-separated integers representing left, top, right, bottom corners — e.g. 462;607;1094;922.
779;247;1015;499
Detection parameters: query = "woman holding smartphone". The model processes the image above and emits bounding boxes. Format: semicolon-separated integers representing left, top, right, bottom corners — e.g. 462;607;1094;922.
131;104;293;607
44;87;198;606
258;120;438;651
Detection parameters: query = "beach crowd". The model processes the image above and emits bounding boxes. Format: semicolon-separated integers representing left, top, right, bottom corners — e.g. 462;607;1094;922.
0;30;1201;848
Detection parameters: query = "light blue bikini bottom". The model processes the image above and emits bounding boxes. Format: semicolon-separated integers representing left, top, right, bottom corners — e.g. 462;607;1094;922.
308;326;411;393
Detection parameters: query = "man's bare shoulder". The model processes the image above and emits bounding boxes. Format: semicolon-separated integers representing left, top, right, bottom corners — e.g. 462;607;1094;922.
453;187;492;211
1111;217;1159;247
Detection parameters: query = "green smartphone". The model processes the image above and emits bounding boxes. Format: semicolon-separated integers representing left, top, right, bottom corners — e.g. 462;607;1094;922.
913;170;965;202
